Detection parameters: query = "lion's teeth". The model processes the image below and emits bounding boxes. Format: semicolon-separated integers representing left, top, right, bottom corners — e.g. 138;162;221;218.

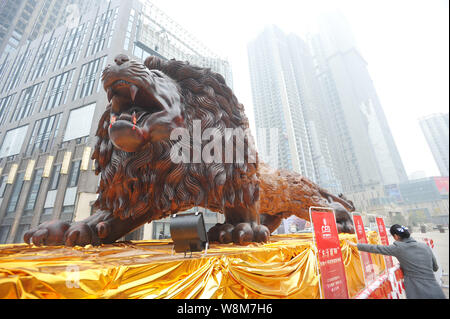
107;87;114;102
130;84;138;102
111;96;120;114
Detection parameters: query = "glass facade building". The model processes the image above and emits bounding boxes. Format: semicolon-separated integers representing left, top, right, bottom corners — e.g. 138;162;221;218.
248;26;341;194
248;12;410;223
419;113;449;177
309;11;408;193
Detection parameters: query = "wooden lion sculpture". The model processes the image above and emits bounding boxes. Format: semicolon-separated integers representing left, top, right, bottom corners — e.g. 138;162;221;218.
25;54;355;246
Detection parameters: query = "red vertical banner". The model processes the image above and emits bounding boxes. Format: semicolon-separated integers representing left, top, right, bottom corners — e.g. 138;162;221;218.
310;207;349;299
352;213;376;284
375;217;394;269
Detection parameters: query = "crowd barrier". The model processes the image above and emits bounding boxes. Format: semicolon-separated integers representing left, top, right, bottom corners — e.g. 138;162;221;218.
354;264;405;299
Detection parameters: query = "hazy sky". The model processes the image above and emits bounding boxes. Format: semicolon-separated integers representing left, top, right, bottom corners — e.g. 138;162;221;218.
151;0;449;177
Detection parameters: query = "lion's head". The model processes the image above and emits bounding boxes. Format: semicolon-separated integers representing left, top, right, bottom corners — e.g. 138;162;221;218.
92;55;259;221
101;54;185;152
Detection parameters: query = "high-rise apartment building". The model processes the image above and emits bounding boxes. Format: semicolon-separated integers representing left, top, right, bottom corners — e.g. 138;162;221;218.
419;113;449;177
248;26;340;193
0;0;232;244
309;11;408;193
1;0;77;60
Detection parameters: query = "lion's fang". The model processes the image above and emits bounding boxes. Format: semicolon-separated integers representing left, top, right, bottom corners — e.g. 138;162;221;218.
107;87;114;102
130;84;138;102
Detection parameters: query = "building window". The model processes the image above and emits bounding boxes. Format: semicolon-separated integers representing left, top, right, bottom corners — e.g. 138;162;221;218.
26;36;59;83
152;222;171;239
1;47;34;94
62;185;77;220
0;58;10;86
73;56;107;100
0;94;16;125
55;22;89;70
1;44;16;60
61;205;75;223
49;164;62;190
62;205;75;214
86;8;118;57
42;208;53;215
124;8;136;51
14;224;30;243
24;168;44;214
11;82;43;122
0;175;7;197
63;103;96;142
40;69;74;111
68;160;81;187
6;171;25;215
0;125;29;159
133;43;153;61
26;113;62;156
0;226;11;244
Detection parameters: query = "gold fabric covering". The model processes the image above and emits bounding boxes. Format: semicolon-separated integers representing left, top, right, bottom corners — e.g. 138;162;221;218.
0;232;384;299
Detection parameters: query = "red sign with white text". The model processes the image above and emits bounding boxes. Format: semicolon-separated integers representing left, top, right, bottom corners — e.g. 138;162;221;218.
311;208;349;299
375;217;394;269
352;214;376;284
434;177;449;195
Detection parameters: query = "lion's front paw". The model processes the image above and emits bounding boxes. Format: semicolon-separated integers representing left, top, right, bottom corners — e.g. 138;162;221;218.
24;220;71;246
63;222;101;246
24;220;101;247
208;222;269;245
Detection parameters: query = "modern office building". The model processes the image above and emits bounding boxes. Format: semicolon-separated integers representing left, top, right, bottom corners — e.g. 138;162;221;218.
395;176;448;225
419;113;449;177
309;11;408;193
1;0;67;59
0;0;232;244
248;26;340;194
0;0;108;60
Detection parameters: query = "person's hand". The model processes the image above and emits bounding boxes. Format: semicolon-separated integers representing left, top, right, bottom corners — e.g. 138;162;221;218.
346;240;357;247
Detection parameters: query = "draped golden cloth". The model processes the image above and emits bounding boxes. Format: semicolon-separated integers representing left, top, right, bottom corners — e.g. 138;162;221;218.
0;232;384;299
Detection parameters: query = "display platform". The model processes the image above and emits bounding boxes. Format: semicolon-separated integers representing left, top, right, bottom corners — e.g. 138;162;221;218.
0;232;385;299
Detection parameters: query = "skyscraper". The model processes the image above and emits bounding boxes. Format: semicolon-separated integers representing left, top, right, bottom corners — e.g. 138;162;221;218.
0;0;101;60
309;11;408;193
419;113;449;177
0;0;232;244
248;26;340;193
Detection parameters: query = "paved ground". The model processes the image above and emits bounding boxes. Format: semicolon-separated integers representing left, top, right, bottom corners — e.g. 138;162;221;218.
404;229;449;298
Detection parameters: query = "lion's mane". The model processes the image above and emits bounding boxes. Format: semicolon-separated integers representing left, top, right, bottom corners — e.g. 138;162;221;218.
92;56;260;221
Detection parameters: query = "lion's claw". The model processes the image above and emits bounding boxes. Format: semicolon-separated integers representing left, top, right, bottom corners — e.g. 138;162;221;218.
24;220;102;247
24;220;71;246
63;222;100;247
208;222;269;245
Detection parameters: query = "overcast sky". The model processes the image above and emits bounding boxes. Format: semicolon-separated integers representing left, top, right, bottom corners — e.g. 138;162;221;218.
150;0;449;178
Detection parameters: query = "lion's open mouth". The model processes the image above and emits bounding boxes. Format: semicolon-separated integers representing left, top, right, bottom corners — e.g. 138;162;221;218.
105;77;164;126
101;57;184;152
